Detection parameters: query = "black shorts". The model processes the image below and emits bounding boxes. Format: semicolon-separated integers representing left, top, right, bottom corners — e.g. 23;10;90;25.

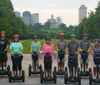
68;55;78;68
0;52;8;62
44;61;52;69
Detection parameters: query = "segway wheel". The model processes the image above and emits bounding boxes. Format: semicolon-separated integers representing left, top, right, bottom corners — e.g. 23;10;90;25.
78;68;81;85
28;64;31;76
40;66;43;83
64;67;68;84
9;71;12;83
89;68;92;85
53;67;57;83
22;70;25;82
7;65;10;77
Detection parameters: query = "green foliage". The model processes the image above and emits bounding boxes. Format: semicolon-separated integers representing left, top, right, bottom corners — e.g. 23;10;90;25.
76;2;100;40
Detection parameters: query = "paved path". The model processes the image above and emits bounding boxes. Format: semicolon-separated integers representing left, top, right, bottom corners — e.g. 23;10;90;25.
0;54;96;85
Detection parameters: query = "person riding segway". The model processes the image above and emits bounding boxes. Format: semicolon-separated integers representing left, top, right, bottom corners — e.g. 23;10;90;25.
0;31;10;76
29;35;41;76
64;34;81;84
80;33;91;76
89;39;100;84
9;34;25;82
40;37;57;83
56;32;67;75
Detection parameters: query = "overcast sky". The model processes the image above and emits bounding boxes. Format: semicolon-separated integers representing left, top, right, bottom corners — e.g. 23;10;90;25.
11;0;100;26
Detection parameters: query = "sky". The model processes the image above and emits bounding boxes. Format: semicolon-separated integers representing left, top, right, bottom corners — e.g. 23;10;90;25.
11;0;100;26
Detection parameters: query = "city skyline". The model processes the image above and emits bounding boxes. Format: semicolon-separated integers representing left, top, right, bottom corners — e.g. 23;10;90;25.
11;0;100;26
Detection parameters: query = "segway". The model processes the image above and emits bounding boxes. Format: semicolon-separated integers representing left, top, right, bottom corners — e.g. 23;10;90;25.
81;50;89;76
0;52;10;76
40;52;57;83
28;52;41;76
9;54;25;82
56;51;65;75
64;54;81;85
89;53;100;85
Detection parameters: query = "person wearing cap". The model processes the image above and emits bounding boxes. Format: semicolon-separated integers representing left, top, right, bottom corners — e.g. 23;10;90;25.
67;34;80;78
91;39;100;79
0;31;9;70
56;32;67;72
9;34;23;76
31;35;41;70
42;36;54;78
80;33;91;72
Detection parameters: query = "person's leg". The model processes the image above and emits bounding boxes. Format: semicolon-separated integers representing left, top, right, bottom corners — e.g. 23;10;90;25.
18;56;23;76
11;56;16;76
69;66;72;77
3;52;8;69
93;67;97;79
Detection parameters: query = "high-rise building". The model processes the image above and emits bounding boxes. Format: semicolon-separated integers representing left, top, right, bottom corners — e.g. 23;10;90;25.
31;13;39;26
15;11;21;17
56;17;62;27
22;17;30;26
22;11;31;25
23;11;31;17
79;5;87;24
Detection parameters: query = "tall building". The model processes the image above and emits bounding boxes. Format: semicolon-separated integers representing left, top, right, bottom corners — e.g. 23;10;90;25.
22;11;31;25
23;11;31;17
79;5;87;24
56;17;62;27
15;11;21;17
22;17;30;26
31;13;39;26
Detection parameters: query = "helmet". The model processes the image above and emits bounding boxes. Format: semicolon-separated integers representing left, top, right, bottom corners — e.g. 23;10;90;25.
94;39;100;43
13;34;19;39
60;32;64;36
83;33;88;37
1;31;6;35
70;34;76;38
45;36;51;41
34;35;38;39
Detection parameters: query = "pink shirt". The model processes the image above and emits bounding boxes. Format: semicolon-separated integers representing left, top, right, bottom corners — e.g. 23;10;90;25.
42;44;54;61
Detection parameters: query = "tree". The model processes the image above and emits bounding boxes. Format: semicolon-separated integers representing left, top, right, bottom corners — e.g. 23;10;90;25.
32;23;42;31
59;23;66;29
44;21;51;28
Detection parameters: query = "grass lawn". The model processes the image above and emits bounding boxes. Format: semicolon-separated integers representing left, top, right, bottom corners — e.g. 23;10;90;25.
22;39;70;54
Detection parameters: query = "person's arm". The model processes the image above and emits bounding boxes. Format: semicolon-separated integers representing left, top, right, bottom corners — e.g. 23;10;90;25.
56;41;59;52
79;41;83;52
87;41;91;53
31;43;33;53
5;40;9;51
9;43;13;54
42;44;45;53
20;42;23;54
75;43;80;55
38;42;41;52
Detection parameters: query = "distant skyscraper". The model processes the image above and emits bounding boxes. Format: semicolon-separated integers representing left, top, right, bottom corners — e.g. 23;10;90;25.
79;5;87;24
31;13;39;26
23;11;31;17
56;17;62;26
22;11;31;25
15;11;21;17
22;17;30;26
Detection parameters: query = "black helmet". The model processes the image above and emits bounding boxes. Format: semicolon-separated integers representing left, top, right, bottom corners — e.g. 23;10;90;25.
83;33;88;36
34;35;38;39
45;36;51;41
94;39;100;43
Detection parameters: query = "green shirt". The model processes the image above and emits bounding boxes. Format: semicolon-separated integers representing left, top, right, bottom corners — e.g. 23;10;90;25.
31;41;41;52
10;42;23;54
